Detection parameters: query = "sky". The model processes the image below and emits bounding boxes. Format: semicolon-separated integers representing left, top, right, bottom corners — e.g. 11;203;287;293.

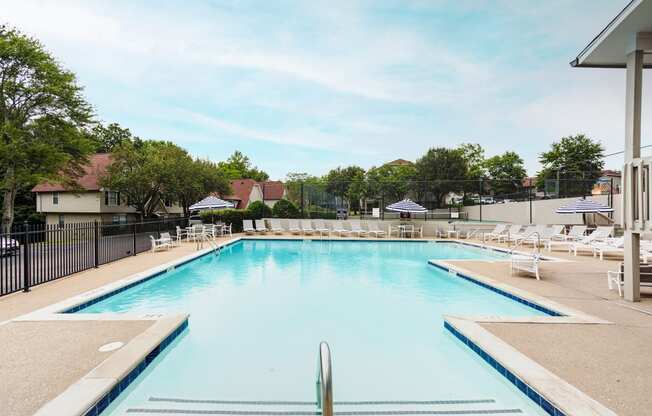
4;0;651;180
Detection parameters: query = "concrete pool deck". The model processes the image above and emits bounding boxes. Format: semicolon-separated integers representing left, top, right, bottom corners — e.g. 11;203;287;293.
1;234;650;415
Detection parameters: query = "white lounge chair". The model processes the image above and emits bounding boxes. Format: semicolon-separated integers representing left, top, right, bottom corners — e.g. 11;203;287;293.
559;225;587;241
269;219;285;234
243;219;256;235
288;219;302;235
301;220;314;235
485;224;507;241
349;220;367;237
497;225;523;243
507;225;536;244
522;225;564;247
511;253;541;280
569;227;614;256
332;221;349;237
367;222;386;238
313;220;330;236
150;234;172;252
255;219;269;234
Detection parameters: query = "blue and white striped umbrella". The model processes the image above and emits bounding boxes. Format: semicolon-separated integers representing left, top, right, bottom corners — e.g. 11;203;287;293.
189;196;235;211
385;199;427;213
555;198;613;214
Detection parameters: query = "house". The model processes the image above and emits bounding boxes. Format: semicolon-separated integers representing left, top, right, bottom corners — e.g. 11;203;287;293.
384;158;413;167
220;179;286;209
31;153;183;226
592;170;622;195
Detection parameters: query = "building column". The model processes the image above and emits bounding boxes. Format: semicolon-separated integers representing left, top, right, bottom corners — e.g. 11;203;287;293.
623;49;643;302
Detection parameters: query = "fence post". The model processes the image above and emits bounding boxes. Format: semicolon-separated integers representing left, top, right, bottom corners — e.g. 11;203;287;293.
529;186;533;224
22;221;31;292
300;182;305;218
94;221;99;268
479;179;483;222
132;222;137;256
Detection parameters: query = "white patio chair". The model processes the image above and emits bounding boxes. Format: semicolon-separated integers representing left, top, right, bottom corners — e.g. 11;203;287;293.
255;219;269;234
288;219;302;235
150;235;172;252
313;220;330;236
331;221;349;237
349;220;367;237
485;224;507;241
569;227;615;256
269;219;285;234
497;225;523;243
243;219;256;235
367;222;386;238
175;226;188;244
301;220;314;235
511;253;541;280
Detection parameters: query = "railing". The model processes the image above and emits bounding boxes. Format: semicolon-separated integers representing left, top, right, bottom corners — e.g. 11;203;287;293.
0;217;189;297
316;341;333;416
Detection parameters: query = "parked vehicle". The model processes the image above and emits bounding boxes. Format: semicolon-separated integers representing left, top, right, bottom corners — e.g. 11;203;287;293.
0;237;19;256
189;215;203;225
481;196;496;204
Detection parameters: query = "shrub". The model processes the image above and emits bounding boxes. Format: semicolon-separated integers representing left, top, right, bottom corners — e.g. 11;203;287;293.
200;209;251;232
247;200;273;219
272;199;300;218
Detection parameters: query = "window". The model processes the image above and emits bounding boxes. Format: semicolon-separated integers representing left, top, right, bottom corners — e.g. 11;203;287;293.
105;191;120;206
58;214;64;228
52;192;59;205
112;214;127;224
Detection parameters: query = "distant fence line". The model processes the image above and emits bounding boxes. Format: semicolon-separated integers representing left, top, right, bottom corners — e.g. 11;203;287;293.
0;217;189;297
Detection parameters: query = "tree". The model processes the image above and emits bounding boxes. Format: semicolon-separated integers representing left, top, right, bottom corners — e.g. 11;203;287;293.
218;150;269;182
458;143;486;179
484;151;527;196
324;166;365;211
284;172;324;207
101;140;188;219
414;147;468;208
247;200;272;219
536;134;604;197
272;198;300;218
365;164;416;203
0;26;94;231
169;158;231;216
91;122;141;153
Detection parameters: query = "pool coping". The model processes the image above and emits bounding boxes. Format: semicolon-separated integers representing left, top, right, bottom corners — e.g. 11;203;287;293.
26;236;610;416
430;260;615;416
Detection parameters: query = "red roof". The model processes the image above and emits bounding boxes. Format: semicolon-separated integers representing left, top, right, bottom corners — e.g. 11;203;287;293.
223;179;258;209
261;181;284;200
32;153;112;192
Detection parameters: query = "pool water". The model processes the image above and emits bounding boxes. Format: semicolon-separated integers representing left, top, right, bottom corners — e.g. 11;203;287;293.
82;240;547;415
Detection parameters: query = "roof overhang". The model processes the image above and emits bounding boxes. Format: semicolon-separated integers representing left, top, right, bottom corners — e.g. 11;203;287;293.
571;0;652;68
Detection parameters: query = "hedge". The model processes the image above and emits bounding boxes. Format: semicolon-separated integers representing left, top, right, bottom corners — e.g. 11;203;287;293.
272;199;300;218
247;200;273;219
200;209;252;233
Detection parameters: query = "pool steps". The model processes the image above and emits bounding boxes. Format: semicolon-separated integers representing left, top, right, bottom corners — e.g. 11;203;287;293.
125;397;525;415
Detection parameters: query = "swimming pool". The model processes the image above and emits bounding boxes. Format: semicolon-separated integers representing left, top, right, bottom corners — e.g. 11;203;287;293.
80;240;549;415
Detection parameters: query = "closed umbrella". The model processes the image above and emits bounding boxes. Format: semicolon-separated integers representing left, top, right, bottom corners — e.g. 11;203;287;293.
555;198;613;214
385;199;427;213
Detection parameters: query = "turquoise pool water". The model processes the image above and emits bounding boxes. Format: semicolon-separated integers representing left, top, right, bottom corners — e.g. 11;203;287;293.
82;240;547;415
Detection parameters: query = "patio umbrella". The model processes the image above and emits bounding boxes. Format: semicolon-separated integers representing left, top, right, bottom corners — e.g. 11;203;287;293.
555;198;613;214
189;196;235;211
385;199;427;213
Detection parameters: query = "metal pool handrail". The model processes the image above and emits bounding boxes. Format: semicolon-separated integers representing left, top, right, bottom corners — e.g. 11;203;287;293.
316;341;333;416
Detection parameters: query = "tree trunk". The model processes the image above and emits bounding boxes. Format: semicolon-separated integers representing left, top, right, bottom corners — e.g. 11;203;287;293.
2;184;17;233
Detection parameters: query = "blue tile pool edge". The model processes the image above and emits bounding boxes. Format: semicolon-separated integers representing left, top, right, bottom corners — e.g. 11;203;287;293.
444;320;565;416
84;318;189;416
428;261;564;317
62;239;242;313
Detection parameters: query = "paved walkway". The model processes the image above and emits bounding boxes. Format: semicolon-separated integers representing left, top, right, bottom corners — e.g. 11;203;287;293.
454;239;652;416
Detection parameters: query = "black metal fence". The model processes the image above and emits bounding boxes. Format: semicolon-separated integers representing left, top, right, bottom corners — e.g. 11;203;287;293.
0;217;189;297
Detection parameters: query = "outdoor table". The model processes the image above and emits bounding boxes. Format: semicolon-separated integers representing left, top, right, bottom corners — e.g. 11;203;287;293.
398;224;414;238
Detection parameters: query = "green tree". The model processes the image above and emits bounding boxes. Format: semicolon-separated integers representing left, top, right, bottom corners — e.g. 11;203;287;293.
414;147;468;208
0;26;94;231
324;166;365;211
458;143;486;179
272;198;300;218
218;150;269;182
101;140;188;219
536;134;604;197
284;172;324;207
247;200;272;219
365;164;416;203
91;122;141;153
484;151;527;196
169;157;231;216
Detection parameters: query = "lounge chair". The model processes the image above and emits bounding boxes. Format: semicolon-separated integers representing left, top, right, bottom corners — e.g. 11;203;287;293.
506;225;536;244
349;220;367;237
243;219;256;235
269;219;285;234
497;225;523;243
510;252;541;280
313;220;330;236
485;224;507;241
558;225;587;241
150;234;172;252
255;219;269;234
288;219;302;235
301;220;314;235
522;225;564;247
331;221;349;237
607;262;652;296
568;226;614;256
367;222;386;238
